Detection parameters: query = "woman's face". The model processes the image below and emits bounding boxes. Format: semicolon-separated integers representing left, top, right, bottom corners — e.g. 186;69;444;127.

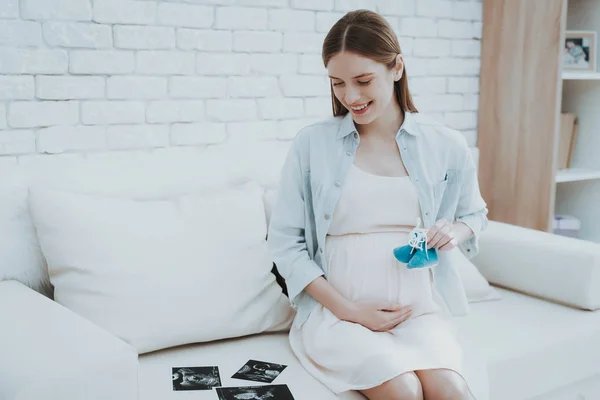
327;51;403;125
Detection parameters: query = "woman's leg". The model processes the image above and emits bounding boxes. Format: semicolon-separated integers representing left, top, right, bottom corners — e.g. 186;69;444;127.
359;371;424;400
414;369;472;400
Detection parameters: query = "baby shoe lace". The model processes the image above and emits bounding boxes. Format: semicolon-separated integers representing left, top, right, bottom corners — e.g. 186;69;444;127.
407;218;430;259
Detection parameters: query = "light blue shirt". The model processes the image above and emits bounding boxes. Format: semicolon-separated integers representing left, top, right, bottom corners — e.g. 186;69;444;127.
267;111;489;328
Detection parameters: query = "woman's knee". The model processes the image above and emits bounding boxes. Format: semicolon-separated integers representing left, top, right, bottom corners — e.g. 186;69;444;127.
416;369;471;400
360;371;423;400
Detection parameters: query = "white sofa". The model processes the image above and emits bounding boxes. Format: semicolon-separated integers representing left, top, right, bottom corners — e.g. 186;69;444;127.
1;146;600;400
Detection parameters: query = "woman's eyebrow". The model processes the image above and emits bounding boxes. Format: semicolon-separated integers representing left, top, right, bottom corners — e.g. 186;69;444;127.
328;72;374;80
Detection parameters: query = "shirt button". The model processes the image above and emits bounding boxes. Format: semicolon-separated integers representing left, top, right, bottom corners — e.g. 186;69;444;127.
334;180;341;187
354;132;358;139
324;214;330;220
425;212;429;216
320;248;324;254
415;178;419;182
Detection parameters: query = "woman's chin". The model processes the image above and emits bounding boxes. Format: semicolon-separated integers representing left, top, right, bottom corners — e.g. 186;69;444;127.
352;110;378;124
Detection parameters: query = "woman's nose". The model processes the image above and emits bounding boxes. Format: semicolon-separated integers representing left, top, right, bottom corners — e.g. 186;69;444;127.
345;87;361;104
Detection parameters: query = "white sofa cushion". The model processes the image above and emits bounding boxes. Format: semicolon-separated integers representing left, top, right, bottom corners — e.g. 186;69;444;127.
0;187;52;297
28;183;295;354
139;332;362;400
137;287;600;400
457;287;600;400
447;246;502;303
474;221;600;310
262;188;501;304
0;280;138;400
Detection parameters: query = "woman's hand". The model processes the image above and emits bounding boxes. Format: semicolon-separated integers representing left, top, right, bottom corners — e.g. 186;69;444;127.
426;219;473;251
343;301;412;332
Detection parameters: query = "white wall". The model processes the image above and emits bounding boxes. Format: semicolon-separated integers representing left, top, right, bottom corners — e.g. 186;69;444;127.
0;0;482;164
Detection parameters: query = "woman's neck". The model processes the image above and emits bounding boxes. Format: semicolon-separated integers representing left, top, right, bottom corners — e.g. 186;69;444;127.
357;102;405;141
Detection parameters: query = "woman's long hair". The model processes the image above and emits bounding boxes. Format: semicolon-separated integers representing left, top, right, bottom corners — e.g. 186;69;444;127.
322;10;418;116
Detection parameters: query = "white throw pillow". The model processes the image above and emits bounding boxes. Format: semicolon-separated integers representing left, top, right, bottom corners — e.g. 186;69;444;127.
28;183;295;354
262;188;501;303
0;188;52;297
448;247;502;303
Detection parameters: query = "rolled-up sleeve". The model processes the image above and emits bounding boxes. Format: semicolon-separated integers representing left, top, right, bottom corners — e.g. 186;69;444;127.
455;146;489;259
267;135;324;308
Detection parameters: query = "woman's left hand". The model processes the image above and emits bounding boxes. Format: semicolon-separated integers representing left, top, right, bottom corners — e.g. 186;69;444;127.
426;219;473;251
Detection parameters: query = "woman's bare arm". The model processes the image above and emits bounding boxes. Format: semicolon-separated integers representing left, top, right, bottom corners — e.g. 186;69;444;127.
304;276;355;321
304;276;412;331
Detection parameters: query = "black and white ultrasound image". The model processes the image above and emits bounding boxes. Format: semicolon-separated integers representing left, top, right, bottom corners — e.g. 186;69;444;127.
172;366;221;391
216;384;295;400
231;359;288;383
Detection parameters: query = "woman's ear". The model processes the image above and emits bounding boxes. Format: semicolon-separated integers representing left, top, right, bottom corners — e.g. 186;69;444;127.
394;53;404;81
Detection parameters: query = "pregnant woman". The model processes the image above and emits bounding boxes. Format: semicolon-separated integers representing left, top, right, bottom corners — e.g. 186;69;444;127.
267;9;489;400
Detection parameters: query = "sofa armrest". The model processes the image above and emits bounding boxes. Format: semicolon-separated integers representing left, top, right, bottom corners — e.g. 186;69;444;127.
0;280;139;400
472;221;600;310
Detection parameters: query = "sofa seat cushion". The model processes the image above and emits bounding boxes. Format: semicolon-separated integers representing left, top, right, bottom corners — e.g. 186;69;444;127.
458;287;600;400
138;332;363;400
138;287;600;400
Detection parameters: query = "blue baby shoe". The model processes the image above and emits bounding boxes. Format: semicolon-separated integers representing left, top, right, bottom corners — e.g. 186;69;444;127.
393;218;438;269
407;247;438;269
392;244;416;263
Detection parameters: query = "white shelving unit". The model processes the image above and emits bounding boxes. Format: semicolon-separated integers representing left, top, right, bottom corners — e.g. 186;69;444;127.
554;0;600;243
556;168;600;183
562;71;600;80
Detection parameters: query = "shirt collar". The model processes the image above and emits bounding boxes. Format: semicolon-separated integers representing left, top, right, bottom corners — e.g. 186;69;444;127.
336;111;420;139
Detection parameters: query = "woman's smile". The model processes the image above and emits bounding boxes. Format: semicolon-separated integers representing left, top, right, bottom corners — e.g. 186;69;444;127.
349;101;373;115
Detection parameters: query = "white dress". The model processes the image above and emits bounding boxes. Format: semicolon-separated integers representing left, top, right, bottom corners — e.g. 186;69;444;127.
288;163;480;399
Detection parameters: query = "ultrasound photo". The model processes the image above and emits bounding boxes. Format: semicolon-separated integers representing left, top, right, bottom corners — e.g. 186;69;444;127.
216;384;295;400
172;366;221;391
232;360;288;383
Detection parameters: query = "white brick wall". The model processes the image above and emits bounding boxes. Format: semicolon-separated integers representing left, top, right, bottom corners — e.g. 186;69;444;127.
21;0;92;22
106;124;169;149
69;50;134;74
0;0;19;19
0;104;6;129
106;76;168;99
37;125;106;153
93;0;156;25
81;101;145;125
8;101;79;127
43;22;113;48
0;76;35;99
170;76;227;98
114;26;176;50
0;20;42;46
233;31;283;52
0;0;482;159
146;100;205;124
158;3;214;29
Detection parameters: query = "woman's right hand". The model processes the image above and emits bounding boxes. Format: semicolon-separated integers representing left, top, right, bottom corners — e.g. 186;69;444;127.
345;301;412;332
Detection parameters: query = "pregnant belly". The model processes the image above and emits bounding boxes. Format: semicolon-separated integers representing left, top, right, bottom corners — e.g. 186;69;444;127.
324;231;439;317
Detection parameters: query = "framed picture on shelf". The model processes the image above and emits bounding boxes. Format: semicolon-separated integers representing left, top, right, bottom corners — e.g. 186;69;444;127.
563;31;597;72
